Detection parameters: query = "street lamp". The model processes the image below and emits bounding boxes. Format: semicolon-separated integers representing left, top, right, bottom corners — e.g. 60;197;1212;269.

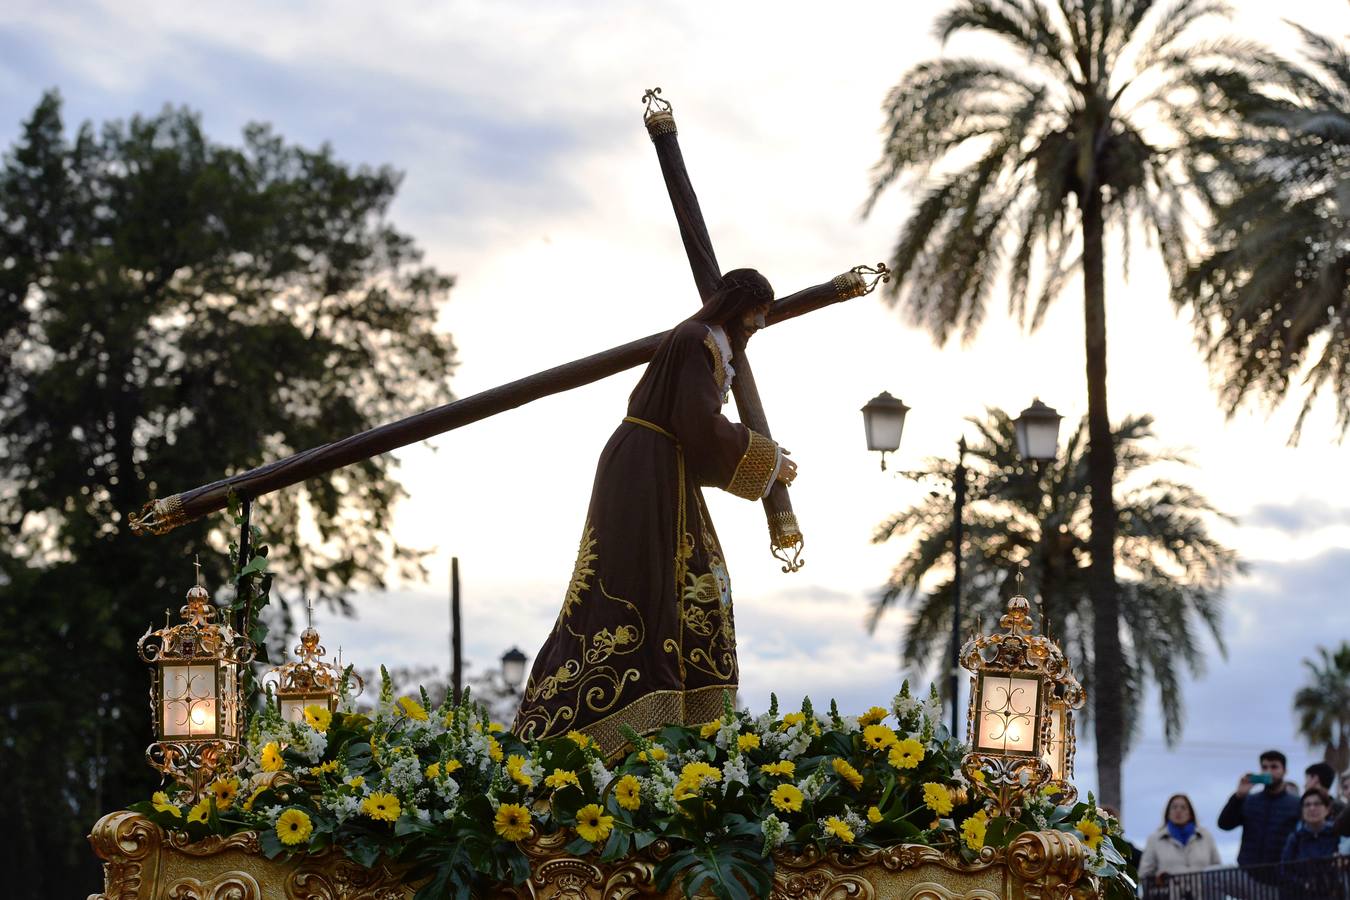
862;396;1062;741
500;647;528;696
1013;399;1063;463
860;392;909;470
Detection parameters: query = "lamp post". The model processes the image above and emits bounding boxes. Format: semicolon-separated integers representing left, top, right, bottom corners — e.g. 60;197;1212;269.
862;395;1062;740
500;647;528;696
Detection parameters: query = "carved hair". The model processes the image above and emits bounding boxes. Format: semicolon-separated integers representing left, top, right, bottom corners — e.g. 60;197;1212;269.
691;268;775;326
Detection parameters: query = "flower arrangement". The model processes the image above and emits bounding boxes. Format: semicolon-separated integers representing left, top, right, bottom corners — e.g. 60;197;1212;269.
132;674;1134;900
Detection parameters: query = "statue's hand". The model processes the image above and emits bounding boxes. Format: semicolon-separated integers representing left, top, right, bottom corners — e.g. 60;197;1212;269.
777;450;798;486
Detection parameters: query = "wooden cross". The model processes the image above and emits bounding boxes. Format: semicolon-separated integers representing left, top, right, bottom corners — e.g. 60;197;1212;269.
128;93;890;565
641;87;805;570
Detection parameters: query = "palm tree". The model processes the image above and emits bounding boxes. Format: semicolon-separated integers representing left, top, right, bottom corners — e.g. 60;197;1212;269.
871;409;1241;749
1292;644;1350;771
865;0;1252;807
1180;24;1350;440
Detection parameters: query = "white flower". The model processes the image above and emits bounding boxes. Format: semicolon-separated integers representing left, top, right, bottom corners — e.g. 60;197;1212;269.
921;697;943;724
327;794;361;824
716;721;739;749
723;756;749;788
262;805;285;825
838;715;860;734
437;776;461;805
761;814;788;854
589;758;614;792
286;725;327;763
385;753;423;793
891;692;921;720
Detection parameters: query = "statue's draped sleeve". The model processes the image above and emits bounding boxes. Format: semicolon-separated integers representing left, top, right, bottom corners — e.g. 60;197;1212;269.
668;325;780;500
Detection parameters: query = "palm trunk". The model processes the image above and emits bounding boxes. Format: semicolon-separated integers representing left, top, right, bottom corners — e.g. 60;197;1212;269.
1082;184;1125;811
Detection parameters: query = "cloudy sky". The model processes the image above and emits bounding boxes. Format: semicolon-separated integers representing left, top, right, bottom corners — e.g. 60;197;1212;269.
5;0;1350;858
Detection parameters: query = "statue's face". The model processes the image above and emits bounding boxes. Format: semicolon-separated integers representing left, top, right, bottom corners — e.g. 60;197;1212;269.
739;303;769;336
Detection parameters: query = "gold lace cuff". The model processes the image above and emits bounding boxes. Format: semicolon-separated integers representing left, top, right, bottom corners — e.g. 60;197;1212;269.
725;431;778;500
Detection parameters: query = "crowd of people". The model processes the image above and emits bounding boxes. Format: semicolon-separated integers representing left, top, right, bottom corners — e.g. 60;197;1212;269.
1132;751;1349;897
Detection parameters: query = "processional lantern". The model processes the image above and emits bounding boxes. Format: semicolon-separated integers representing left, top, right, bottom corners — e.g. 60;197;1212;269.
138;567;254;799
961;590;1084;814
265;597;361;722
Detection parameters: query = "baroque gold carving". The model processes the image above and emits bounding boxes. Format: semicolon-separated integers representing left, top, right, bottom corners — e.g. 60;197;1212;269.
90;811;1104;899
166;872;261;899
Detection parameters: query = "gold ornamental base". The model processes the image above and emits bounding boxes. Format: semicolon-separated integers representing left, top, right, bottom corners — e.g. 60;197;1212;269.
89;810;1103;899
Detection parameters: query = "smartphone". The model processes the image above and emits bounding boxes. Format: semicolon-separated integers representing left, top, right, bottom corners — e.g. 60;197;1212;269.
1249;773;1273;785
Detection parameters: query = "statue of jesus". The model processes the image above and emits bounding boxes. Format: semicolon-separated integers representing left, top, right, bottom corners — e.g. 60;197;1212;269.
513;269;797;755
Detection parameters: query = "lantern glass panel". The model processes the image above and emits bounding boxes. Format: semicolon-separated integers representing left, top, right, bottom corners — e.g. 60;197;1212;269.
975;673;1041;755
220;665;238;739
278;693;337;725
162;663;218;738
1041;705;1065;779
862;399;906;453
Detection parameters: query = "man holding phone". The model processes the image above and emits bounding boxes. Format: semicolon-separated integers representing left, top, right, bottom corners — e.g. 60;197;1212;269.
1217;750;1301;891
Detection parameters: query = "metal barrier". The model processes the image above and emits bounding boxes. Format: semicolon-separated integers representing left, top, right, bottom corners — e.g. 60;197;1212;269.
1142;855;1350;899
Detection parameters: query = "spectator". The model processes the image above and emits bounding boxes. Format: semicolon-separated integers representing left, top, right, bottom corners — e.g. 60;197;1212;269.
1282;788;1339;862
1139;793;1220;896
1303;762;1344;816
1337;770;1350;855
1280;788;1341;899
1217;750;1301;884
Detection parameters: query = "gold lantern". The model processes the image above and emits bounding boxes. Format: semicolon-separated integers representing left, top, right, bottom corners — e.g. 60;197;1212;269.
960;591;1084;815
264;597;361;724
138;572;254;799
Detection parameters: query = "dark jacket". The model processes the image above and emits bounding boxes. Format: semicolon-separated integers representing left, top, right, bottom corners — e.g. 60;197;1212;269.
1217;786;1301;867
1280;821;1340;863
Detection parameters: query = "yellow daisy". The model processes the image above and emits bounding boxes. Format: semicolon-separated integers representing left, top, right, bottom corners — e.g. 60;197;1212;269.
425;762;441;779
506;754;534;788
832;757;863;790
345;775;365;790
614;774;642;811
494;803;532;841
151;791;181;818
1076;816;1104;850
260;741;284;772
823;816;855;843
858;706;889;726
760;760;796;778
737;733;761;751
303;705;331;733
309;760;339;776
208;776;240;810
962;810;988;850
888;738;924;770
442;760;463;775
186;798;211;824
769;783;804;813
276;808;313;845
242;785;266;811
360;791;401;822
778;712;806;732
575;803;615;844
545;769;581;790
699;721;722;739
566;730;597;751
922;783;953;815
396;696;428;721
487;735;503;763
868;805;884;824
637;745;667;763
862;724;898;751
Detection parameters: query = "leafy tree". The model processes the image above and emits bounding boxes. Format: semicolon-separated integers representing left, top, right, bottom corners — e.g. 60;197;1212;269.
0;91;456;897
864;0;1253;807
1180;24;1350;440
870;409;1241;749
1292;643;1350;770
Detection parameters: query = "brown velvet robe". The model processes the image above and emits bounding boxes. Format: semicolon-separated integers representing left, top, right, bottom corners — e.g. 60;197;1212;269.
513;319;779;756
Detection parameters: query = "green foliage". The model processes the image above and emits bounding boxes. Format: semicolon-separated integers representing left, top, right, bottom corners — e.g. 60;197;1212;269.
1292;643;1350;750
865;0;1250;343
871;408;1243;746
0;91;455;896
147;688;1133;898
1179;24;1350;439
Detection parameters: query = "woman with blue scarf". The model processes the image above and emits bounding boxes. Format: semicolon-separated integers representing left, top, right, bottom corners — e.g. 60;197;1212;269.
1140;794;1222;897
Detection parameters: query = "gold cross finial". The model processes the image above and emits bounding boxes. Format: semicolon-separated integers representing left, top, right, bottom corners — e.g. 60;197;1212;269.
306;595;314;630
192;555;202;585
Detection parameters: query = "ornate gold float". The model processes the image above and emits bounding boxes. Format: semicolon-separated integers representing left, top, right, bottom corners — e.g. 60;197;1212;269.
90;809;1102;899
